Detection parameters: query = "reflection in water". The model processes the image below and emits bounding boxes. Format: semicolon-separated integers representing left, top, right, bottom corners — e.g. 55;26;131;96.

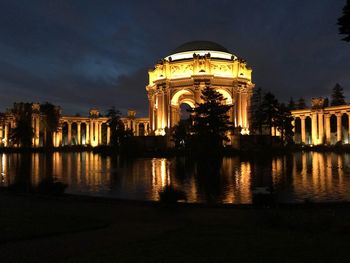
1;152;350;204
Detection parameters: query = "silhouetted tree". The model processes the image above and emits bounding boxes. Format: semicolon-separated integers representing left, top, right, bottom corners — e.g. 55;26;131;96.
250;87;264;134
106;107;129;147
172;119;192;149
40;103;61;148
331;83;346;106
190;87;233;153
338;0;350;42
260;92;279;136
287;97;296;111
275;103;294;145
296;97;307;109
10;103;34;147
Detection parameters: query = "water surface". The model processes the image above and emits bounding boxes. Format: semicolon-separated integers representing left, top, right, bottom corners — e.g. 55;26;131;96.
1;152;350;204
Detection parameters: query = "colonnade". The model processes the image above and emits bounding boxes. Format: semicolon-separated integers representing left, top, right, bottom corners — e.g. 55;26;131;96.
0;122;10;147
292;104;350;145
62;119;110;147
149;85;252;136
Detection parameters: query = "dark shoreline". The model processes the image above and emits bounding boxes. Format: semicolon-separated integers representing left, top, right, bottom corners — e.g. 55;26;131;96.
1;144;350;156
2;190;350;262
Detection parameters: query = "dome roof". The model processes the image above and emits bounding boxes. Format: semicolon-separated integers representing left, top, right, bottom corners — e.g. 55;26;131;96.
171;40;230;54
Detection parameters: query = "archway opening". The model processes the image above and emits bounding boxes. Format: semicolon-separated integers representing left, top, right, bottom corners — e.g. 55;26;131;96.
294;117;301;144
101;123;108;144
342;114;349;143
71;123;77;145
62;122;68;145
216;89;233;105
330;115;337;144
81;123;87;145
139;123;145;136
180;103;193;120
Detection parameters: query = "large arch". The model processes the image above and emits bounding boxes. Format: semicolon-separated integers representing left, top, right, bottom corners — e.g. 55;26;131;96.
215;88;233;105
305;116;312;145
294;117;301;144
171;89;194;106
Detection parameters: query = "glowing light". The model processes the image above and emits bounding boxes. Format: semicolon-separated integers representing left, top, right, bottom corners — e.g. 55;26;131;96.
165;50;236;61
171;89;193;106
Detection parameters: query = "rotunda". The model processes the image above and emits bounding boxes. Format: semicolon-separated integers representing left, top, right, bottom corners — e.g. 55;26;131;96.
146;40;254;135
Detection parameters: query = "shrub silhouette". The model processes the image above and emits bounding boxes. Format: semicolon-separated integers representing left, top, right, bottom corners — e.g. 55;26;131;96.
159;185;187;203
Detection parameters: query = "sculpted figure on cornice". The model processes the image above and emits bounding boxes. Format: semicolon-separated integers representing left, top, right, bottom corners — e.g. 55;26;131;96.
171;64;193;76
211;64;232;73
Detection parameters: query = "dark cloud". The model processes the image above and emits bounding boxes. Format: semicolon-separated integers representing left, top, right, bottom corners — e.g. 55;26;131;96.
0;0;349;116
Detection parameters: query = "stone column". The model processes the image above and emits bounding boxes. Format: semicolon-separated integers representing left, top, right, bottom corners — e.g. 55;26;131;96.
58;128;63;147
32;118;35;146
98;122;102;145
90;121;95;146
242;92;248;131
348;113;350;143
149;99;154;132
318;112;324;145
77;122;81;145
311;113;318;145
107;126;110;145
53;132;56;147
4;123;8;147
325;114;331;144
238;92;242;128
337;114;342;143
85;123;89;145
291;118;295;142
34;116;40;147
94;121;99;145
0;125;3;144
67;122;72;145
301;116;306;144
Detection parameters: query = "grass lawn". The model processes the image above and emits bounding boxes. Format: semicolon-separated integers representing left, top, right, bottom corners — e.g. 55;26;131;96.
1;192;350;262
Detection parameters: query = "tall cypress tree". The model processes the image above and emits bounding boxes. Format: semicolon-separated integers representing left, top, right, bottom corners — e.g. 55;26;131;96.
288;97;296;111
40;103;61;148
331;83;346;106
250;87;264;134
10;103;34;147
338;0;350;42
260;92;279;136
296;97;307;109
190;86;233;153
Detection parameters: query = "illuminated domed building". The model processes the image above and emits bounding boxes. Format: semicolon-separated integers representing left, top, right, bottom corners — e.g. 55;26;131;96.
146;40;255;136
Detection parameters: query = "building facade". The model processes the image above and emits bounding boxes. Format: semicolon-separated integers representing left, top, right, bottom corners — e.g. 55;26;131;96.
146;41;254;136
292;98;350;145
0;41;257;147
0;106;149;147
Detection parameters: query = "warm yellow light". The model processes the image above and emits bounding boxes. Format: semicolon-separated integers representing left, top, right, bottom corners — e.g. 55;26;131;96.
165;50;236;61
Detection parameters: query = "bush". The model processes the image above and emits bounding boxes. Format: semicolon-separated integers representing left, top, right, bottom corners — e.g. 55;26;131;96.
159;185;187;203
36;178;67;195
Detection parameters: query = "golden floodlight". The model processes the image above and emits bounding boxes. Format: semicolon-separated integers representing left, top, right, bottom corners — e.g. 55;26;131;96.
146;40;255;136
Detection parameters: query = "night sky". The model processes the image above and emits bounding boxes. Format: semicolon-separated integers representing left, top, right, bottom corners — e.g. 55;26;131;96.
0;0;349;117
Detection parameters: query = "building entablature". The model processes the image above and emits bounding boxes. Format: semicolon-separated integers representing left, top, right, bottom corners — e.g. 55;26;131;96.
148;55;252;87
146;41;254;136
292;104;350;118
291;101;350;146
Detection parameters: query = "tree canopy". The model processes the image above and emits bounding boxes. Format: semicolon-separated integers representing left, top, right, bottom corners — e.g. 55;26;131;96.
40;102;61;147
10;103;34;147
189;87;233;152
338;0;350;42
106;107;131;148
331;83;346;106
296;97;307;109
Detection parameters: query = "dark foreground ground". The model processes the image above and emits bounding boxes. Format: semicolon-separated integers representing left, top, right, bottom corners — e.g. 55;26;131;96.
1;193;350;262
